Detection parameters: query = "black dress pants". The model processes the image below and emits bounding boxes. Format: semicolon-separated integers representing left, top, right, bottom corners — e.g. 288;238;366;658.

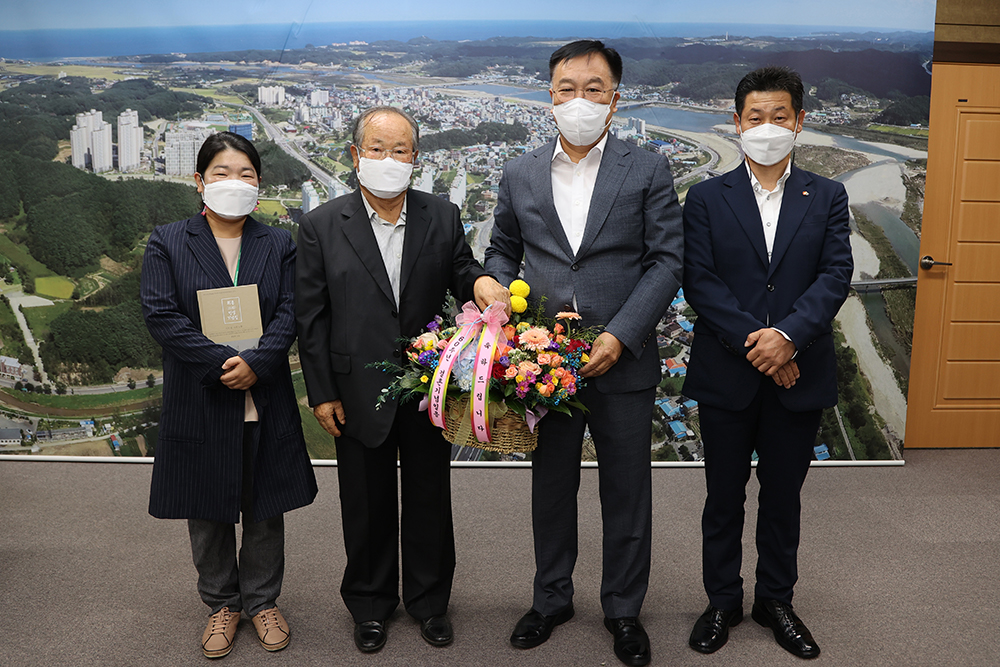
334;400;455;623
699;381;821;610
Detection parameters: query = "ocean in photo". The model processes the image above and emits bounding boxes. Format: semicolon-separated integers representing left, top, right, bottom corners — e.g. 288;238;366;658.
0;21;909;60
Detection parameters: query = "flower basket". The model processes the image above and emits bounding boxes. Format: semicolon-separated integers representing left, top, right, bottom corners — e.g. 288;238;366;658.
441;395;538;453
371;281;597;455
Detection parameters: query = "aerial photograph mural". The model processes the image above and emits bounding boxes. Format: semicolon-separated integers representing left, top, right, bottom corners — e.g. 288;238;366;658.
0;0;937;462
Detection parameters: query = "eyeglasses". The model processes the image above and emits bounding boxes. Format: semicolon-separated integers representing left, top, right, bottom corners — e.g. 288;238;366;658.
552;86;617;103
359;146;414;162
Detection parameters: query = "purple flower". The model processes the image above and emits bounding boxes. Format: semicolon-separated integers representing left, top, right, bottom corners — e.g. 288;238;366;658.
499;355;511;367
417;350;439;369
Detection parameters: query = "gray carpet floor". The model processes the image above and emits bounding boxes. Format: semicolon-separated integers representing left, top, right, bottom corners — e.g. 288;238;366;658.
3;449;999;667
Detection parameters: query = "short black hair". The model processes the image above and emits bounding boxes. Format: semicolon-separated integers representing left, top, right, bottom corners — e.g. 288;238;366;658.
196;131;262;179
549;39;623;87
735;66;804;117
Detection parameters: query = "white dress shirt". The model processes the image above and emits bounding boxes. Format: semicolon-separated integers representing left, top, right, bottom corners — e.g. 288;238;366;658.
361;193;407;306
551;133;609;255
745;160;796;351
745;159;792;262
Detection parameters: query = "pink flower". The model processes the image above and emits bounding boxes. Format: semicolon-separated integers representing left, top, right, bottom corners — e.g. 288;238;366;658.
555;311;582;320
536;353;551;366
520;327;551;351
504;366;519;379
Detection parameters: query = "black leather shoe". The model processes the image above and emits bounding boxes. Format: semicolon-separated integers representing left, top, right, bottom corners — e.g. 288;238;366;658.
689;604;743;654
419;614;453;647
509;604;575;649
353;620;387;653
603;617;651;667
752;599;820;659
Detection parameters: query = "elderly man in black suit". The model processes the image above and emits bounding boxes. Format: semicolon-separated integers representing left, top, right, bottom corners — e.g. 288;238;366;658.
296;106;509;653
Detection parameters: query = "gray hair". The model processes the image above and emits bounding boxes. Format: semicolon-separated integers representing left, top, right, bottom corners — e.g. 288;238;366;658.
351;106;420;152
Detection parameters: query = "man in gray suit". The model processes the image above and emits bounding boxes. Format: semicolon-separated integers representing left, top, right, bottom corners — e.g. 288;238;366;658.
485;40;683;667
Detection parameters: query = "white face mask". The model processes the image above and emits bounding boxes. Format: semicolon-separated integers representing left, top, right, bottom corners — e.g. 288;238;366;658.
357;156;413;199
552;97;613;147
738;122;798;166
201;179;259;220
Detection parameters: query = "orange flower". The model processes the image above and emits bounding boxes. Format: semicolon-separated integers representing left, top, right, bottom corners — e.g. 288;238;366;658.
536;353;552;366
549;354;562;367
503;324;516;340
553;323;565;334
535;383;553;397
520;327;551;351
555;334;566;344
555;311;582;320
504;366;519;379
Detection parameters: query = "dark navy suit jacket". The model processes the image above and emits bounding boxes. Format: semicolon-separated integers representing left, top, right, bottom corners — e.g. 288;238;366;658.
141;214;317;523
681;164;853;412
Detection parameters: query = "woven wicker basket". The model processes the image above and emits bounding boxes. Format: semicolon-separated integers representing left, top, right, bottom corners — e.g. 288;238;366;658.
441;395;538;454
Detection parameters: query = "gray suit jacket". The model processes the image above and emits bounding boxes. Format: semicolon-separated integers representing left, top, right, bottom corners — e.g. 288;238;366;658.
485;134;683;394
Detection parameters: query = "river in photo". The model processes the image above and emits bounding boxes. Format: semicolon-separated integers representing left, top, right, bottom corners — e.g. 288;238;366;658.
852;202;920;275
615;105;730;133
859;291;912;380
447;83;552;103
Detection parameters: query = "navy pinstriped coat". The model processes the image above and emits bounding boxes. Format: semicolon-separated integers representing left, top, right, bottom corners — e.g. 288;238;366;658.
141;214;317;523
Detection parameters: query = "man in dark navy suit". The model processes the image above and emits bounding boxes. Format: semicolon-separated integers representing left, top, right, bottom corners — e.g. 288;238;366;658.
682;66;853;660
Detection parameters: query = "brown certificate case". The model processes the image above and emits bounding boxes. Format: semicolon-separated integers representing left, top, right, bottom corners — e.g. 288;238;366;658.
196;284;263;352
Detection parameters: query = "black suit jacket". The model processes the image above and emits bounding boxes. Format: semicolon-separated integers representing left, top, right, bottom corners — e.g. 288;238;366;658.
681;164;854;412
295;189;487;448
141;214;317;523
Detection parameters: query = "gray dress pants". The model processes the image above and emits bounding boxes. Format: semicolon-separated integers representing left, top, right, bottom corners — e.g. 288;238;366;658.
187;423;285;617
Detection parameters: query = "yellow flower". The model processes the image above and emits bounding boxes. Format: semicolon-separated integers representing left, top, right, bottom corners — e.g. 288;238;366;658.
516;374;525;383
509;279;530;298
552;377;559;386
510;295;528;313
581;353;590;363
420;375;429;383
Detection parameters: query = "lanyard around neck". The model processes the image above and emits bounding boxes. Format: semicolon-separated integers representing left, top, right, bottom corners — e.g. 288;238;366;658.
232;246;241;286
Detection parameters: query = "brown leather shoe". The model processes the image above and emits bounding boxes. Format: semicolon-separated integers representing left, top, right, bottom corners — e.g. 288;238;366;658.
252;607;290;652
202;607;240;658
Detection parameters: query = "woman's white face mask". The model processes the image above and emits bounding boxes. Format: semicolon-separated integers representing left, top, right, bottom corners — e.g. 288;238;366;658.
201;179;259;219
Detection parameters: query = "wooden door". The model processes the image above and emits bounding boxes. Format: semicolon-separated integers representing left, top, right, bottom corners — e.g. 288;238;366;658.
906;63;1000;447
